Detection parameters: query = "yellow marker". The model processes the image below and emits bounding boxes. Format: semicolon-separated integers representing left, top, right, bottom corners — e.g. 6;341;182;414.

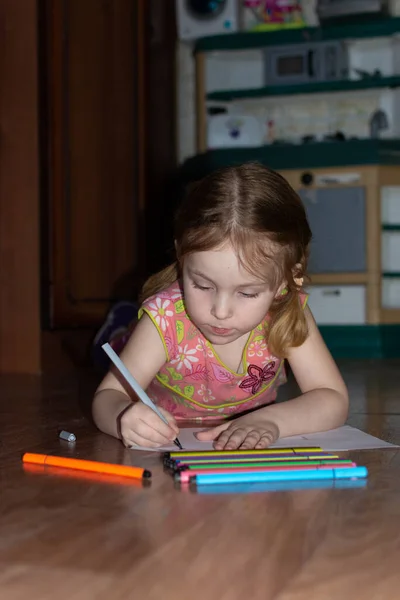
169;454;339;465
166;447;325;458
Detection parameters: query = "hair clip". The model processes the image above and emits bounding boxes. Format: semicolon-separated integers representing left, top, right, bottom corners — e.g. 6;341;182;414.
294;277;304;287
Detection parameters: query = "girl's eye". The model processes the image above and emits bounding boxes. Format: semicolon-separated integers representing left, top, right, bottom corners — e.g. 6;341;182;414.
193;282;211;291
240;292;259;299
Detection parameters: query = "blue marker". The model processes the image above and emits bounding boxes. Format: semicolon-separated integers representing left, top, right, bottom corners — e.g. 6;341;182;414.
193;478;368;495
193;466;368;486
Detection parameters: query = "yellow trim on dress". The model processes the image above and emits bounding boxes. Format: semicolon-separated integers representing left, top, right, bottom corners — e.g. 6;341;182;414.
206;331;253;377
155;359;284;410
138;307;170;361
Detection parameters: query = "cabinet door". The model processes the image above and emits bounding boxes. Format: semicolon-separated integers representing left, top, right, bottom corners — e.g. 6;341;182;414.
44;0;146;327
299;187;366;273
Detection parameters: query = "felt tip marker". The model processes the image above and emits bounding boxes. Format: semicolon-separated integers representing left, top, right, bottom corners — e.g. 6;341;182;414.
22;453;152;480
174;459;354;472
193;478;368;495
164;447;324;459
192;466;368;486
176;463;356;483
164;453;339;467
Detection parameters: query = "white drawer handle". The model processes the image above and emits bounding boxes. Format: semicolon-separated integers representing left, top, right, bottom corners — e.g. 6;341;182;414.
322;290;341;296
316;173;361;185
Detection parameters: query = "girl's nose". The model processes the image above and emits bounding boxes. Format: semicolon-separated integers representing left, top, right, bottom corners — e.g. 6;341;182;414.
210;295;233;321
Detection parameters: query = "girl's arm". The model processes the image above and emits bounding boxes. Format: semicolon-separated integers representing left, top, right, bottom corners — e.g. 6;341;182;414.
257;306;349;437
92;314;172;440
197;307;348;449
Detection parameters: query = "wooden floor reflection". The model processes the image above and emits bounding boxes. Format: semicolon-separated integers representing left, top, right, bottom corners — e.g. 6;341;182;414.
1;359;400;599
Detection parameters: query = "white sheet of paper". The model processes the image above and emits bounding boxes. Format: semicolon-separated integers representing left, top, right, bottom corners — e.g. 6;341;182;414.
129;425;398;452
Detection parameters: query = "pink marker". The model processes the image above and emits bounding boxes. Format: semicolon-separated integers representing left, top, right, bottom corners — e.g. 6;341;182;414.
176;463;356;484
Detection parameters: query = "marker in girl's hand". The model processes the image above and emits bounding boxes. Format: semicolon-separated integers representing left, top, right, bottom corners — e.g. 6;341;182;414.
102;343;183;449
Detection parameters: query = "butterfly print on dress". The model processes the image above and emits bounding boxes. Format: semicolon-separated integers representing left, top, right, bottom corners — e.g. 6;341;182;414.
239;362;276;395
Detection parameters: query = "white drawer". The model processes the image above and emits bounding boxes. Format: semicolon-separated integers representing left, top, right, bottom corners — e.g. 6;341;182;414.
382;278;400;308
307;285;366;325
381;186;400;224
382;232;400;272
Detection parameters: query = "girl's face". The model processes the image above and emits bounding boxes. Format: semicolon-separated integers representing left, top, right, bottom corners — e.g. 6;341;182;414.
182;243;281;346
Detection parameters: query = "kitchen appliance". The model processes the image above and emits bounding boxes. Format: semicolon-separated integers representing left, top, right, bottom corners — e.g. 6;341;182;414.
264;41;348;85
317;0;387;21
176;0;238;41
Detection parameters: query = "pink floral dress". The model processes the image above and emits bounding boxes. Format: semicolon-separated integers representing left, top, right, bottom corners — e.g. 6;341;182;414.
135;281;308;422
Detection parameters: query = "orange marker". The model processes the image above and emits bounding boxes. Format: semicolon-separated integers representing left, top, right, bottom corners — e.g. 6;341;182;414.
23;463;146;488
22;453;151;480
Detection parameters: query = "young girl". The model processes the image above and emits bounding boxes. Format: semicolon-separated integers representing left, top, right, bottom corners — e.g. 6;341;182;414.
93;163;348;450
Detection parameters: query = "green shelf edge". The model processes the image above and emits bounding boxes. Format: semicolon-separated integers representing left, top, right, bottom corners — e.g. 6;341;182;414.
179;140;400;180
383;272;400;278
382;224;400;231
195;16;400;53
319;325;400;359
207;76;400;102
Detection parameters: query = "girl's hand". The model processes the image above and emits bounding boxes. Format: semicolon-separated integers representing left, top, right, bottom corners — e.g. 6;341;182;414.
120;403;179;448
196;415;280;450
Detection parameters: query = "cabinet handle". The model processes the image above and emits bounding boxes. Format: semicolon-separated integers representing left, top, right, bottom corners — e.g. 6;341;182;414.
322;290;341;296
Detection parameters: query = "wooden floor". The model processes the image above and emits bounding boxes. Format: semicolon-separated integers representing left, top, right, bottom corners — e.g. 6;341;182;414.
1;359;400;599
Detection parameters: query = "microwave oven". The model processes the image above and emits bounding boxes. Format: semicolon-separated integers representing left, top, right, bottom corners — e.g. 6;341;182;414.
264;41;348;86
317;0;387;21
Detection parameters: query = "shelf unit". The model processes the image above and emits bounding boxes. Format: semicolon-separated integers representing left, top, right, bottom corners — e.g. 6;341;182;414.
194;17;400;53
206;75;400;102
382;224;400;231
179;158;400;355
194;16;400;153
187;19;400;352
180;139;400;177
281;166;381;324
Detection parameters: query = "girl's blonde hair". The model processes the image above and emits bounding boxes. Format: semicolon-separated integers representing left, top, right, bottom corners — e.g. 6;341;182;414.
141;163;312;357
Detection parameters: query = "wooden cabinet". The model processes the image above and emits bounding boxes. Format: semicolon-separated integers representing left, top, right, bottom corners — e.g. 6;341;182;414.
0;0;176;372
0;0;41;373
282;165;400;327
43;0;146;328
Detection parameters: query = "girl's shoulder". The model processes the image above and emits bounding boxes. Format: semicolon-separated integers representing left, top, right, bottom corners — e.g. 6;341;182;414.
139;281;188;360
141;280;183;308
